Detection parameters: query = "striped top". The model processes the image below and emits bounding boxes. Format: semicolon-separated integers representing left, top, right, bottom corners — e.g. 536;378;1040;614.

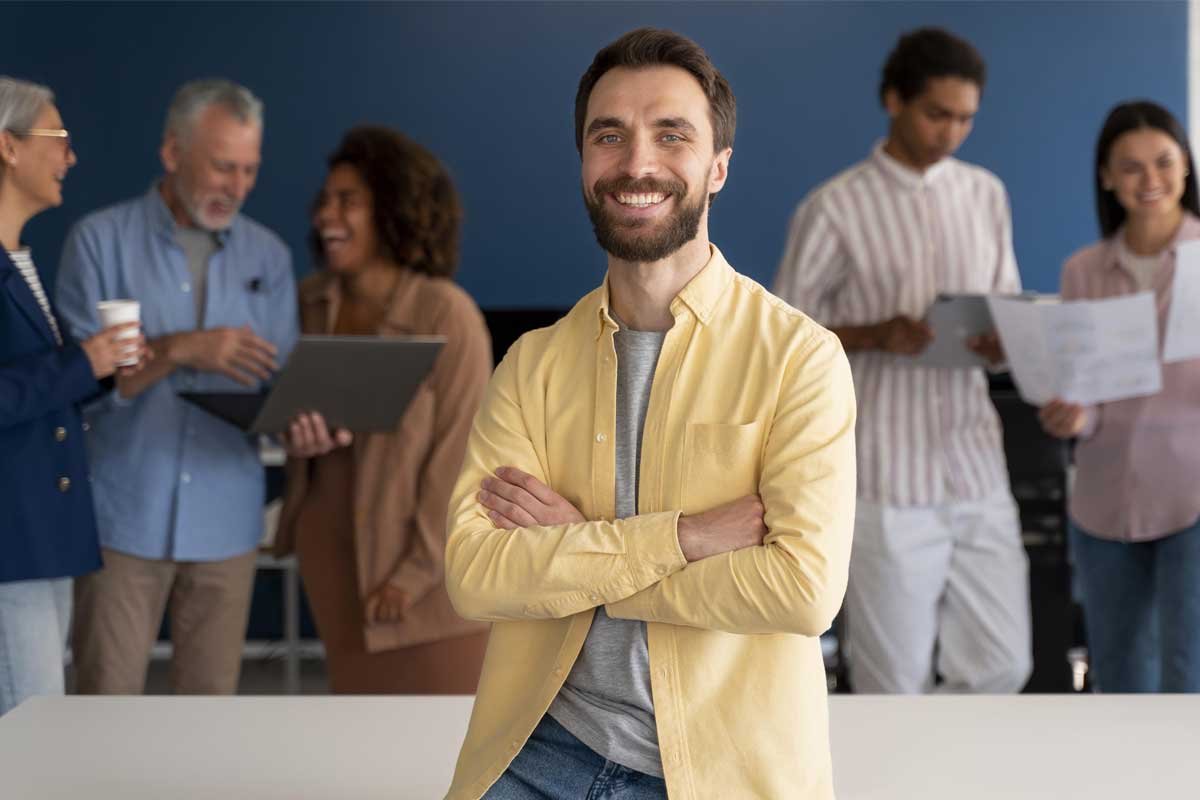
7;248;62;345
774;143;1021;507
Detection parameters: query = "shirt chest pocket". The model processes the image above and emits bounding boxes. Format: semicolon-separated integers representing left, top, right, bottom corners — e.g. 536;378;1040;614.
681;421;764;513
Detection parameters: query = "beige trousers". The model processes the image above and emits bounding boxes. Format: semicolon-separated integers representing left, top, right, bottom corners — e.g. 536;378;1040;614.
71;548;258;695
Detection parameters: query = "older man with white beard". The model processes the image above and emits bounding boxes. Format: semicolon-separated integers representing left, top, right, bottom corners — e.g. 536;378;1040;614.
55;79;297;695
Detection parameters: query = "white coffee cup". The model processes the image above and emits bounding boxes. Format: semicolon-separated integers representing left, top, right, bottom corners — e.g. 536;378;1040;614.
97;299;141;367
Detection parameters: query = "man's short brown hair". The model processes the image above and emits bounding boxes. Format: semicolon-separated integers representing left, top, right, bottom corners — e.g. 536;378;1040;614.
574;27;736;156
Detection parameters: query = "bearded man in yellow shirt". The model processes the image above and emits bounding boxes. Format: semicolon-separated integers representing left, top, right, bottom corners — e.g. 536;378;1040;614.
444;27;857;800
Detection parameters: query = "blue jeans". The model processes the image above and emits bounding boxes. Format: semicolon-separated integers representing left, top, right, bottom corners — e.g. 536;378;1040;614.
0;578;72;715
1070;520;1200;692
483;714;667;800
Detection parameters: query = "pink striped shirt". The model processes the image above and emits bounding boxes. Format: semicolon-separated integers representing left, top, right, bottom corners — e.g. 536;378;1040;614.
1062;213;1200;542
773;143;1021;507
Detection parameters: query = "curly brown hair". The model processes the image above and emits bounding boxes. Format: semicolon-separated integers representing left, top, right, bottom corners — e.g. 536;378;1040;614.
310;125;461;277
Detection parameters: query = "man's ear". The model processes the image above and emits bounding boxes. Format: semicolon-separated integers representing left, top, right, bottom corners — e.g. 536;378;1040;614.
160;133;180;174
883;88;903;120
708;147;733;195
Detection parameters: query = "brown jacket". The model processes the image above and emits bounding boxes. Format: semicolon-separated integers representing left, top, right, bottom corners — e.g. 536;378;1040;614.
275;268;492;652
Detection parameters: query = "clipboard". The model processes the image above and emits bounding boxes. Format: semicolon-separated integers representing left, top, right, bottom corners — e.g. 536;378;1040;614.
906;293;994;368
180;335;444;433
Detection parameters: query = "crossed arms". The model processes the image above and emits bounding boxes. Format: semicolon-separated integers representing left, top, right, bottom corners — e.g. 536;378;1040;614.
444;331;857;636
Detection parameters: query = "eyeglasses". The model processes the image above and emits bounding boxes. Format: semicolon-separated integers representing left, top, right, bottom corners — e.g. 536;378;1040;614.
8;128;72;153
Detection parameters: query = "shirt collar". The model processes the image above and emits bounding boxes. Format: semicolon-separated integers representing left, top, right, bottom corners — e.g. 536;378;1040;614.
594;243;735;337
870;140;953;191
301;267;420;333
144;181;234;247
1106;212;1200;270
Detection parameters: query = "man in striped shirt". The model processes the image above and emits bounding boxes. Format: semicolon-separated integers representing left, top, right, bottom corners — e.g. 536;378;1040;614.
773;27;1031;694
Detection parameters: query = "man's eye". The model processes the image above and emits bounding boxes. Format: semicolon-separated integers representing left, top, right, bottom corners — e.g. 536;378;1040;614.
598;134;621;144
662;134;683;143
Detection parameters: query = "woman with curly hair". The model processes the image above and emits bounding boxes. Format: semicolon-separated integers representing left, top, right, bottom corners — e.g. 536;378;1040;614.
276;126;491;693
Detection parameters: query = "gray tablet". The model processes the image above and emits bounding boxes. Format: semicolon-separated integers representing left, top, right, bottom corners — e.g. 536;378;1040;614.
181;335;445;434
907;293;994;368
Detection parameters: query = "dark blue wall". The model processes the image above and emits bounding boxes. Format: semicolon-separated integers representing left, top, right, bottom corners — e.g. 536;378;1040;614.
8;1;1188;305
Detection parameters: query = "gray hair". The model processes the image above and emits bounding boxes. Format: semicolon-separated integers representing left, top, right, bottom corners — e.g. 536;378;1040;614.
163;79;263;145
0;76;54;133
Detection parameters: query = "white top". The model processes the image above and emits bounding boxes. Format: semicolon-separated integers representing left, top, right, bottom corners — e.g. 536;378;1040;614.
1114;234;1164;292
1;694;1197;799
7;248;62;345
774;143;1022;507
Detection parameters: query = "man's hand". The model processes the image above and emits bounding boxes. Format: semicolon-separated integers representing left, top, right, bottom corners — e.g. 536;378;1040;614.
1039;398;1089;439
676;494;768;563
364;583;411;624
966;331;1006;366
876;315;933;355
478;466;586;529
165;325;278;385
281;411;353;458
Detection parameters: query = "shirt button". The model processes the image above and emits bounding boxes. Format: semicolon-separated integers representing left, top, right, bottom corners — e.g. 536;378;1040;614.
82;422;91;432
589;594;600;602
54;426;67;442
552;666;565;678
181;282;191;292
656;565;668;576
596;433;607;443
58;476;71;492
181;472;192;484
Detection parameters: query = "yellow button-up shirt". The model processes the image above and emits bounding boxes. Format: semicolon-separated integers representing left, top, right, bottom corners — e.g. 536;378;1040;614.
445;246;856;799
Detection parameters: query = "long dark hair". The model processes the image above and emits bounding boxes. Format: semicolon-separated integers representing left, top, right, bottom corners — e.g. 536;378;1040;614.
1094;100;1200;237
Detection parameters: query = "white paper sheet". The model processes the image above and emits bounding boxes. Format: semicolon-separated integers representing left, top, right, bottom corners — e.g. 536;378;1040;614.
988;293;1161;406
1162;240;1200;363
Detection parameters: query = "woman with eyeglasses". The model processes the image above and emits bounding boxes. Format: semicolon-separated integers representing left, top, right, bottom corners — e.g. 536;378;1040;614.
1039;100;1200;692
0;76;147;715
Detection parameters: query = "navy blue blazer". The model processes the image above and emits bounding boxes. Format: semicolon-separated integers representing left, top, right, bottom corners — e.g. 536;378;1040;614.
0;248;103;583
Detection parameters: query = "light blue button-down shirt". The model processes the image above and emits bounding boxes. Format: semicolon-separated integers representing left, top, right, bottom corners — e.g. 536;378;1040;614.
55;185;299;561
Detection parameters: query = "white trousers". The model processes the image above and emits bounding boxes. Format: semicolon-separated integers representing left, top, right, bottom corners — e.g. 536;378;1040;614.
844;489;1033;694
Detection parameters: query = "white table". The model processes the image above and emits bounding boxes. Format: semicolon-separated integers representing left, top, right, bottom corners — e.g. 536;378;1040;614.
0;694;1196;798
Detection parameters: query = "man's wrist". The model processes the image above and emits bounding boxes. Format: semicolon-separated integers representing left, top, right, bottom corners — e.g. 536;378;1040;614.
853;323;885;352
158;333;186;367
676;515;699;563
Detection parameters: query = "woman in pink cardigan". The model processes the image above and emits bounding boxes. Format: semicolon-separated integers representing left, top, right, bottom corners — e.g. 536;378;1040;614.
1040;101;1200;692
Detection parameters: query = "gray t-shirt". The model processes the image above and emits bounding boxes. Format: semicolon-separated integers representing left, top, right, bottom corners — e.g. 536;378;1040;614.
547;321;666;777
175;226;219;325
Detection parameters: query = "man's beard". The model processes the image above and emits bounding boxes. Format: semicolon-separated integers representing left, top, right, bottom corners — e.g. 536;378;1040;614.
584;177;706;262
175;176;240;232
